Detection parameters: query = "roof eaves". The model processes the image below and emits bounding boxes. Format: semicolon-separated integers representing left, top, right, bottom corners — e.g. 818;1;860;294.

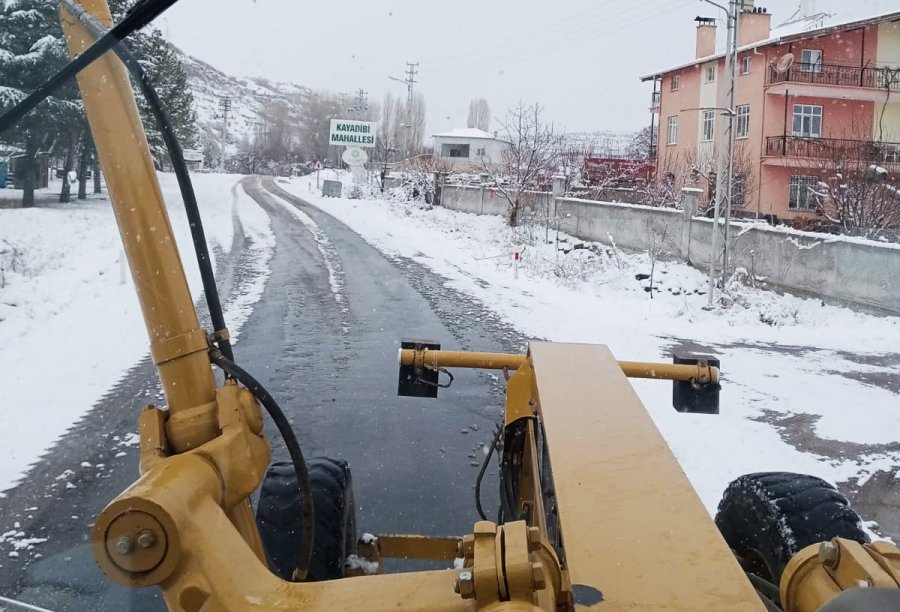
639;9;900;82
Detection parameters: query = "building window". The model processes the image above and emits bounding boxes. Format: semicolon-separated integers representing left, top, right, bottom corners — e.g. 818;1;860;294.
441;143;470;158
792;104;822;138
741;56;751;75
789;175;820;210
671;75;680;91
736;105;750;138
667;116;678;144
800;49;823;73
705;65;716;83
701;110;715;141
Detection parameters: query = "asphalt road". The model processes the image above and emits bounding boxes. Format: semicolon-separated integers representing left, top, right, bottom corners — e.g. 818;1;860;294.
0;176;523;611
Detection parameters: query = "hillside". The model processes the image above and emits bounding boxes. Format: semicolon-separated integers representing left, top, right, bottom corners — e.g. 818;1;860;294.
176;48;307;160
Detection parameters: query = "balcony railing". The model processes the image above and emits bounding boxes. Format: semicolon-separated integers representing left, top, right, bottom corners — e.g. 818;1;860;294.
766;136;900;164
650;91;660;109
768;62;900;91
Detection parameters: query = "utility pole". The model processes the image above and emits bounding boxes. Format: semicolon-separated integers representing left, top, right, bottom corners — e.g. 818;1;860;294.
388;62;419;156
350;88;368;117
703;0;740;308
218;96;231;172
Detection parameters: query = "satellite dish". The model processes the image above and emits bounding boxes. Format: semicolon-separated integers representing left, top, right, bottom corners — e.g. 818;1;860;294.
775;53;795;74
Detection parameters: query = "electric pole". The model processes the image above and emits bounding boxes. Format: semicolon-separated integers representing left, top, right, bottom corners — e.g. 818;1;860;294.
388;62;419;156
350;88;368;117
218;96;232;172
704;0;739;308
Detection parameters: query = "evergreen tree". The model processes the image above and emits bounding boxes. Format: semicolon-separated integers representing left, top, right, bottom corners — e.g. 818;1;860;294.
108;0;198;167
0;0;82;206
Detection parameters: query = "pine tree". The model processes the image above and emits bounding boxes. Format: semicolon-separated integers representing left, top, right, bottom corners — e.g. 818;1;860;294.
0;0;82;206
107;0;198;167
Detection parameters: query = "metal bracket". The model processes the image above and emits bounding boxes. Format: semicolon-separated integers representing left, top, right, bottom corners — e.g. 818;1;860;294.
672;354;721;414
397;340;441;398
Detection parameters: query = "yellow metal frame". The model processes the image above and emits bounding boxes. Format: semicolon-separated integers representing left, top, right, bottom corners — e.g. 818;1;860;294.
60;1;898;610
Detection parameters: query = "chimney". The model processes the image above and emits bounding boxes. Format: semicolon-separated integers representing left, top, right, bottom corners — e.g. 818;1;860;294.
695;16;716;59
738;6;772;46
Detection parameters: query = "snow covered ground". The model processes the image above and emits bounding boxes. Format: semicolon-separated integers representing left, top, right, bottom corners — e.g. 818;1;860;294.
0;173;272;493
281;174;900;533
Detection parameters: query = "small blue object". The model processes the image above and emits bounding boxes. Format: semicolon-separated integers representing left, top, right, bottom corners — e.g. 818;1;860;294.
0;162;7;188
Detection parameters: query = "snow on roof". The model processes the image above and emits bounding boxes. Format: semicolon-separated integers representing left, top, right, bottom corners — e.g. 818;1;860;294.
432;128;498;140
640;9;900;81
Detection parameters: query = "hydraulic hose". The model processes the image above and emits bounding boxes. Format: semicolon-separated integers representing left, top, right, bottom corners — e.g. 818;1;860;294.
209;348;314;580
59;0;234;362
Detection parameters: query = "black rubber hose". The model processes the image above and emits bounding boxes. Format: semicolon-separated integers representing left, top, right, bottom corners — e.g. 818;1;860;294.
209;348;314;580
60;0;234;362
475;424;504;521
0;0;180;133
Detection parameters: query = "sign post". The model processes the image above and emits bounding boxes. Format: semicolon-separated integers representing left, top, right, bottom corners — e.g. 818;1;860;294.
329;119;376;185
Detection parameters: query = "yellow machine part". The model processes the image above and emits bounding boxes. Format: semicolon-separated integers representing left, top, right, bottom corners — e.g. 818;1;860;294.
54;1;900;610
781;538;900;612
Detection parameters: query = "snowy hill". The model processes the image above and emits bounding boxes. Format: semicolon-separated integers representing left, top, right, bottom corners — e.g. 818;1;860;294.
176;49;307;156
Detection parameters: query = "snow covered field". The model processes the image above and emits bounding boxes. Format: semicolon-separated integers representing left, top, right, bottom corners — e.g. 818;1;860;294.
281;175;900;531
0;174;272;493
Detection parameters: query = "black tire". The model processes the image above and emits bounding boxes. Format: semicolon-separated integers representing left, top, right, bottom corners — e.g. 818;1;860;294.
256;457;356;581
715;472;868;584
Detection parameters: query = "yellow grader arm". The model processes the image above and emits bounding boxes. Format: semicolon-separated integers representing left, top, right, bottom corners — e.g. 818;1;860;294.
56;0;900;610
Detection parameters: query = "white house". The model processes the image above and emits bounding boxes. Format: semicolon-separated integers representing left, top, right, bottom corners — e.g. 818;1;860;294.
431;128;507;170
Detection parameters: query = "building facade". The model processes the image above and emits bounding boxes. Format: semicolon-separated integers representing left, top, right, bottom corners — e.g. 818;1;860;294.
642;7;900;223
431;128;507;171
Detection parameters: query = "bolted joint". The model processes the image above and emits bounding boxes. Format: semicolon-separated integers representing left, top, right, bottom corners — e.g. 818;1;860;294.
455;569;476;599
526;526;542;553
819;540;840;569
530;563;547;590
137;530;157;549
459;534;475;560
115;536;134;556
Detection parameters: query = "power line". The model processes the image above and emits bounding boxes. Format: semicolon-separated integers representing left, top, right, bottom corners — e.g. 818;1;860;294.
427;0;694;76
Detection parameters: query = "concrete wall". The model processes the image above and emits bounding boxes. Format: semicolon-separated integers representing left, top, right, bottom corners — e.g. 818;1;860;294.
439;184;554;219
436;185;900;313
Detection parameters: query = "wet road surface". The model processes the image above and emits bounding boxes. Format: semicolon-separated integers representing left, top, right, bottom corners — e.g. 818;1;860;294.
0;176;525;610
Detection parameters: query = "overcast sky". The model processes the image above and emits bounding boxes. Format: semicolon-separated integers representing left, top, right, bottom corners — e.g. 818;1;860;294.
160;0;897;137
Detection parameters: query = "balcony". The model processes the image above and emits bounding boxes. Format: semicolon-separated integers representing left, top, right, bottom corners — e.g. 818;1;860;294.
765;136;900;166
650;91;660;111
767;63;900;100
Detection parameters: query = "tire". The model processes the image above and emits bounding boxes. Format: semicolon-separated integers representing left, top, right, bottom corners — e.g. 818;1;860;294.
256;457;356;581
715;472;868;584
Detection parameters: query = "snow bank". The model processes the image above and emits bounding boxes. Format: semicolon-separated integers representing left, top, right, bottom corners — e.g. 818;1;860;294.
0;173;270;492
281;175;900;516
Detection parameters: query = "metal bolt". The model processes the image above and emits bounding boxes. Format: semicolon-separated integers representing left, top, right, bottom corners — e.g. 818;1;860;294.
531;563;547;590
819;541;839;569
115;536;134;556
137;530;157;549
527;526;542;552
455;570;475;599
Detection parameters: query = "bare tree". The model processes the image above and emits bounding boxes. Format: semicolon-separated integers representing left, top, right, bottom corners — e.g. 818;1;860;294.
645;218;670;298
466;98;491;131
557;135;597;195
488;102;561;226
803;139;900;237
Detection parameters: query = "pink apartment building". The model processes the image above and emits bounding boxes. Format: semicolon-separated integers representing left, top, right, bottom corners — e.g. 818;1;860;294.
641;6;900;223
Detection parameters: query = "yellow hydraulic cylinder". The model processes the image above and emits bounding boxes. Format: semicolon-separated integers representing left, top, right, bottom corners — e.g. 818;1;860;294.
60;0;218;453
